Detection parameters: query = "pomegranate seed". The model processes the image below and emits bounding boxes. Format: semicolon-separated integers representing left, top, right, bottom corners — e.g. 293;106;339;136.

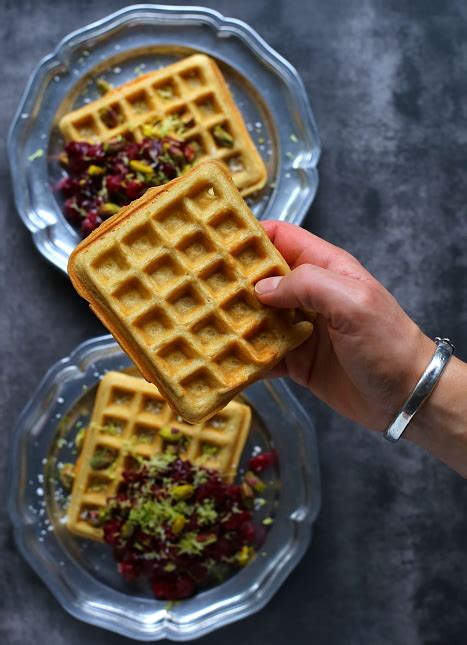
248;450;278;473
239;521;256;543
80;212;102;237
124;180;145;200
118;561;138;581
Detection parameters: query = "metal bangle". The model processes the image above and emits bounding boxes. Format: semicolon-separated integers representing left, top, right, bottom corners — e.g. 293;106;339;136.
383;338;455;443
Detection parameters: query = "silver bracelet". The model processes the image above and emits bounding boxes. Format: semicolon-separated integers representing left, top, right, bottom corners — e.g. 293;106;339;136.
383;337;455;443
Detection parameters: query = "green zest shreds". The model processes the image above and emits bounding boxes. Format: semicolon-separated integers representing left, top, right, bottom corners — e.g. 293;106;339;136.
99;455;263;600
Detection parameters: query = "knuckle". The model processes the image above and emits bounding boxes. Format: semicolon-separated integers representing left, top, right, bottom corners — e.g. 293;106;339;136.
353;282;376;311
289;264;316;309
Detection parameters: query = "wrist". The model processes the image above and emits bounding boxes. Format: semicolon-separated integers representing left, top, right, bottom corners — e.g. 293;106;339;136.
404;356;467;476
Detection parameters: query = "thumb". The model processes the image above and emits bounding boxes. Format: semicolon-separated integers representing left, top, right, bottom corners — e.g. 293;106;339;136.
255;263;370;332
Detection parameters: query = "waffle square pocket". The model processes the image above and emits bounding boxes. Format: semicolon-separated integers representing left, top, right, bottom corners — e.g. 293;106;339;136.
68;160;314;422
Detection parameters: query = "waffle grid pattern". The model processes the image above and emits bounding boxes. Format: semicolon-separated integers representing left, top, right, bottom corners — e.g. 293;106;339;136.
67;371;251;541
59;54;266;196
78;165;310;420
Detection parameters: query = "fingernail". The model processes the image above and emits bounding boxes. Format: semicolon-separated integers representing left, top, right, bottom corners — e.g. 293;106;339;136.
255;276;283;295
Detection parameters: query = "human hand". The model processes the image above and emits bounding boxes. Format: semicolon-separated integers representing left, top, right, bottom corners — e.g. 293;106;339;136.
255;221;435;431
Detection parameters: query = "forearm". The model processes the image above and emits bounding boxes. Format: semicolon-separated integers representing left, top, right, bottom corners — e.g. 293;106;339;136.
405;356;467;477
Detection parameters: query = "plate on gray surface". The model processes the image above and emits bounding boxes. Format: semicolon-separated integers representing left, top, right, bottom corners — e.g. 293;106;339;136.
8;4;320;274
7;335;321;640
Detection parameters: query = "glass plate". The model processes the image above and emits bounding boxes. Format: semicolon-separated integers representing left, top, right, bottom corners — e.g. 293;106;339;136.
7;335;320;641
8;4;321;275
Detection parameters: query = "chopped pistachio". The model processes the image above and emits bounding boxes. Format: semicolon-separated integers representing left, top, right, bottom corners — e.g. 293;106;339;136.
90;446;117;470
136;430;154;444
96;77;113;95
201;444;219;457
100;202;121;216
213;124;234;147
121;521;135;538
178;532;205;556
129;159;154;175
236;545;254;566
170;484;194;501
59;462;75;489
196;499;218;525
159;426;183;443
244;471;266;493
142;123;158;138
74;427;86;451
87;164;105;176
171;514;186;534
157;86;174;100
28;148;44;162
87;478;107;492
262;517;274;526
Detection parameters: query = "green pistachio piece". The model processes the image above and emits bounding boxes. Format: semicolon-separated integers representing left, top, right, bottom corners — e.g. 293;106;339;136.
74;427;86;451
90;446;117;470
96;78;113;95
244;471;266;493
171;484;194;500
213;124;234;147
59;463;75;489
159;426;183;443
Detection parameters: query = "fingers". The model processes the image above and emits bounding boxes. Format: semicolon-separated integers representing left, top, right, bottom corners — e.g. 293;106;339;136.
255;263;375;334
261;221;375;282
261;221;350;269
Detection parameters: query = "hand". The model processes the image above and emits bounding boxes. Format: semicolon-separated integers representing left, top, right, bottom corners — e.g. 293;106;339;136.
255;221;435;431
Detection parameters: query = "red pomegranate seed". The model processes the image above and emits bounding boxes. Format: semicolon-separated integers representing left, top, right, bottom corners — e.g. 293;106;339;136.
248;450;278;473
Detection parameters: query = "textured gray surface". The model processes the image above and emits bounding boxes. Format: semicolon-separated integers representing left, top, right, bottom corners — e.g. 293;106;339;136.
1;1;467;644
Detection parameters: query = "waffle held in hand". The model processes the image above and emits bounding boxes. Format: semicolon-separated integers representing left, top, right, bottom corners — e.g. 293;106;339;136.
68;160;314;422
59;53;266;197
67;371;252;541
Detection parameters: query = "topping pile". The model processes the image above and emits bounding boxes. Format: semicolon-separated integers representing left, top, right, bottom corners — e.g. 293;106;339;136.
57;120;197;237
96;453;262;601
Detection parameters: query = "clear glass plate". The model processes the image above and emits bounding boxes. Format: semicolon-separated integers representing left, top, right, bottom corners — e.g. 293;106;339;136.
7;335;321;641
7;4;321;275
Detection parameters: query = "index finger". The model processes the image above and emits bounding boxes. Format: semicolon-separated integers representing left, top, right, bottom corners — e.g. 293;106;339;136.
261;221;373;279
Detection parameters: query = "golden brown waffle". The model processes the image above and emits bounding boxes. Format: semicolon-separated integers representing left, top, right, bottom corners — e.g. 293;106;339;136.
59;53;266;197
67;371;252;541
68;160;314;423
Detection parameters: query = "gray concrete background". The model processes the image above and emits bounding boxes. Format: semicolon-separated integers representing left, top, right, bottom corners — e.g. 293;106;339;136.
1;1;467;643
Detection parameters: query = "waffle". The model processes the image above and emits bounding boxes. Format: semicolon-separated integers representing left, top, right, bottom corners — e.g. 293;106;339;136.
59;53;266;197
67;371;252;541
68;160;314;423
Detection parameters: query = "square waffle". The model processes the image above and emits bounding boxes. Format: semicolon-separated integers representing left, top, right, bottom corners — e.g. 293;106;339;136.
67;371;252;541
59;53;266;197
68;160;314;423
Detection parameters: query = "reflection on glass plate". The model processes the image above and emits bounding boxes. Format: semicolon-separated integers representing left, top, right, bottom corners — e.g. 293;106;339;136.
7;335;320;640
8;4;320;274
